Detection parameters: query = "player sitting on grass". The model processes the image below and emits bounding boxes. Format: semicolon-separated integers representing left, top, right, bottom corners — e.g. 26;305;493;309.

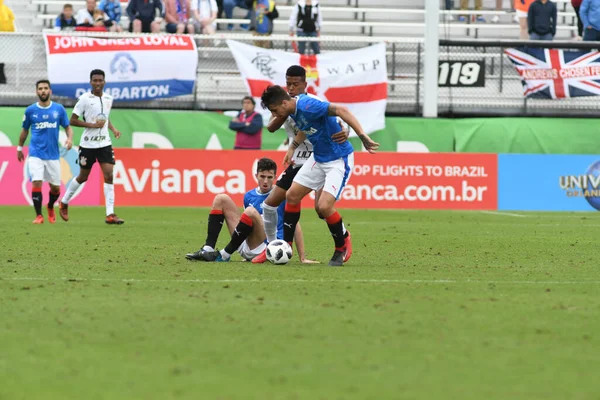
185;157;314;263
252;65;350;264
261;85;379;266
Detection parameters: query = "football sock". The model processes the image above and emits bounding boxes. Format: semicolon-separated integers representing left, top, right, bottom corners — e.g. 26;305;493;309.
61;179;81;204
48;188;60;209
224;213;253;255
219;249;232;260
262;202;279;243
325;211;346;248
205;210;225;249
283;203;301;244
32;187;42;216
104;183;115;216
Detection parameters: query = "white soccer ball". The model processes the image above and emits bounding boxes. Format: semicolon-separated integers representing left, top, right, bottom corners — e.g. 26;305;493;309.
266;240;293;265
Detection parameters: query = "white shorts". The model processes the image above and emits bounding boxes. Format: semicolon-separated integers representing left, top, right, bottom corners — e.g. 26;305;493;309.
293;153;354;200
516;10;527;18
238;241;267;261
28;157;60;186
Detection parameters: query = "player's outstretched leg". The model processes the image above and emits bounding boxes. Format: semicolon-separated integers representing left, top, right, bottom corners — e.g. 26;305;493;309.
186;194;241;261
60;167;91;221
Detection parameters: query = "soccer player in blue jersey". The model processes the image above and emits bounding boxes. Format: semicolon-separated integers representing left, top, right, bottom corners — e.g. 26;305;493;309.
17;79;73;224
261;85;379;266
185;157;312;262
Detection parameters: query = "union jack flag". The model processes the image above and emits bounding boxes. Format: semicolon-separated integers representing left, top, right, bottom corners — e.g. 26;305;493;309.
505;47;600;99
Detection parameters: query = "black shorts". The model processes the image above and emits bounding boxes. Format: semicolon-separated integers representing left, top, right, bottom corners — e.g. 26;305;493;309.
276;164;302;191
78;145;115;169
130;17;153;33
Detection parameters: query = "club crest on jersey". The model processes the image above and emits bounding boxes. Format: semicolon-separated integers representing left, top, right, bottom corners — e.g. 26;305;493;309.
110;52;138;80
53;111;59;119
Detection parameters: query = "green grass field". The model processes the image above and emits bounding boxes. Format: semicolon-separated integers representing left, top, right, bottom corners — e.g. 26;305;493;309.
1;206;599;400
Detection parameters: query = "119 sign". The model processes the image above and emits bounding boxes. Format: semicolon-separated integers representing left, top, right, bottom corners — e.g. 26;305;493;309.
438;60;485;87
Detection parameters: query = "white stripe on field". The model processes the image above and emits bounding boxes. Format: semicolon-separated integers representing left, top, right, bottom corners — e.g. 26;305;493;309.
480;211;527;218
3;277;600;285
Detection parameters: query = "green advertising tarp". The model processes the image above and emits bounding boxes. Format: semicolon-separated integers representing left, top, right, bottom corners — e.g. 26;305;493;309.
1;106;599;154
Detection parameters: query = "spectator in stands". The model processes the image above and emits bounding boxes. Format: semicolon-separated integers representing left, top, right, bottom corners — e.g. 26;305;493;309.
75;0;97;26
581;0;600;41
528;0;556;40
251;0;278;49
459;0;485;23
289;0;322;55
93;8;109;30
127;0;164;33
165;0;195;33
54;3;77;31
229;96;263;150
572;0;583;38
98;0;123;32
491;0;506;23
444;0;454;22
0;0;15;84
223;0;251;30
191;0;217;35
515;0;536;39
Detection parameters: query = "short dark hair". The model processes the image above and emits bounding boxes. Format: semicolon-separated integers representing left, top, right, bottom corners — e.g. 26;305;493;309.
36;79;51;89
242;96;255;106
286;65;306;80
63;3;73;9
260;85;291;110
90;69;105;80
256;158;277;175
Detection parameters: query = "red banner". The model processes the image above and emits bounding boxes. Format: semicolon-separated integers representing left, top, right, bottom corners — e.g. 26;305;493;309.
113;149;498;210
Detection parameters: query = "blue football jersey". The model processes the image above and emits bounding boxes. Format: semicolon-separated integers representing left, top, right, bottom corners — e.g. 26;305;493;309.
22;102;70;160
243;187;285;240
290;94;354;163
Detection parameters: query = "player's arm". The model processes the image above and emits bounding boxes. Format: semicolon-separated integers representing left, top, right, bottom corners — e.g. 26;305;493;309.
60;107;73;150
294;222;319;264
70;113;104;129
108;119;121;139
267;115;288;132
328;103;380;153
17;128;29;162
283;129;306;167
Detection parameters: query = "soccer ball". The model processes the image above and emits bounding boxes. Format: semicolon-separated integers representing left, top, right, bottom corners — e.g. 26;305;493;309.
266;240;293;265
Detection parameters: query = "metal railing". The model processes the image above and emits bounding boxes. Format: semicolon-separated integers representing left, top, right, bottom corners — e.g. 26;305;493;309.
1;31;599;117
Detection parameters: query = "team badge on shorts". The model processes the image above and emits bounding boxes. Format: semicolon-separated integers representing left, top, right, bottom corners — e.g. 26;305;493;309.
80;156;87;166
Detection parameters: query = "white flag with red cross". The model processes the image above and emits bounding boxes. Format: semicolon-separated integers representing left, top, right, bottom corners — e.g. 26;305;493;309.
226;40;387;135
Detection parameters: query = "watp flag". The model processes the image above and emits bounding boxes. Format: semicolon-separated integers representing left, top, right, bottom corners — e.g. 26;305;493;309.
506;47;600;99
227;40;387;134
43;34;198;101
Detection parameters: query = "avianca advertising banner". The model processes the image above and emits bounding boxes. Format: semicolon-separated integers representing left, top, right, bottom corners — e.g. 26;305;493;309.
111;149;498;210
227;40;387;135
43;34;198;101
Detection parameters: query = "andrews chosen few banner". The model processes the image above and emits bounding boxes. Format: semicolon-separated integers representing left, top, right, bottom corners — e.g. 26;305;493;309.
43;34;198;101
505;47;600;99
227;40;387;134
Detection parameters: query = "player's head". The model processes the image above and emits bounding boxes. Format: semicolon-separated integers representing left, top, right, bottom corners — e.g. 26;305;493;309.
261;85;293;119
255;157;277;193
242;96;255;113
35;79;52;103
286;65;307;97
63;3;73;18
90;69;105;95
86;0;95;11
